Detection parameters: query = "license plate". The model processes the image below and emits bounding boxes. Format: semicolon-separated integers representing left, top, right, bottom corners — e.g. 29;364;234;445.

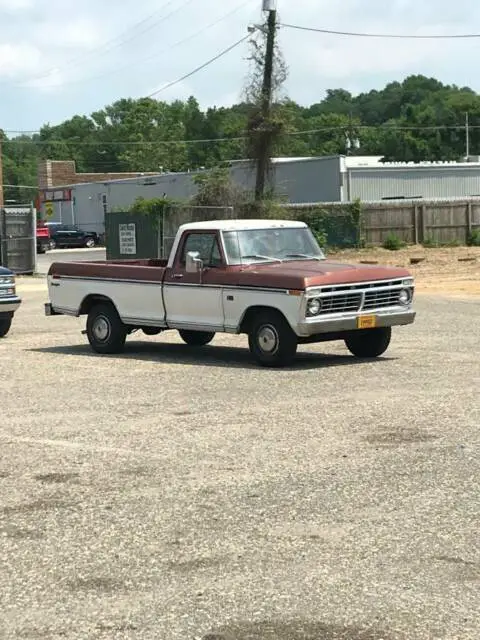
357;315;377;329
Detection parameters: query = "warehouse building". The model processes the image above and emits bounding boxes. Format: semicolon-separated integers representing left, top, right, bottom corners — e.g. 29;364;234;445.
37;156;480;234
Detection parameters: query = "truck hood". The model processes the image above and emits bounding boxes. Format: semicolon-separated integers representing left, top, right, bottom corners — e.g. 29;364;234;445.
0;266;13;276
234;259;412;289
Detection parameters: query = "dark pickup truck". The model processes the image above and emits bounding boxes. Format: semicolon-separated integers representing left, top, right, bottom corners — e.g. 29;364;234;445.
0;266;21;337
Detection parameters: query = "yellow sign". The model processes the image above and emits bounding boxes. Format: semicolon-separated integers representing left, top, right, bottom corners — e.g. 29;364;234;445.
44;201;54;218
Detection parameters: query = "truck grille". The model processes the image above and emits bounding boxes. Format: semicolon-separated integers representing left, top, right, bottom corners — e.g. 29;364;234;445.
318;279;405;315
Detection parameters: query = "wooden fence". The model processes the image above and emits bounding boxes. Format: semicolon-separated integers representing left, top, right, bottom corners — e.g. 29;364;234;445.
362;199;480;245
286;198;480;246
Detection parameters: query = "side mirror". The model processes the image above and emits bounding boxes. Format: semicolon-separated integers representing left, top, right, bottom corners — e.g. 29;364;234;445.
185;250;204;274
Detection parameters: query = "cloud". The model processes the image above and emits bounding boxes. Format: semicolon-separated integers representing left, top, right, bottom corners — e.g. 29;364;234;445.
1;0;480;130
0;0;33;10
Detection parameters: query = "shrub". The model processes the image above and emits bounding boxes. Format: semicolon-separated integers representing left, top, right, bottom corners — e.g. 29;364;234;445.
382;233;406;251
467;229;480;246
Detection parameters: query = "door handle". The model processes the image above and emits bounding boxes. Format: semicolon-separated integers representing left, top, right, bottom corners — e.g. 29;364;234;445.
172;273;184;279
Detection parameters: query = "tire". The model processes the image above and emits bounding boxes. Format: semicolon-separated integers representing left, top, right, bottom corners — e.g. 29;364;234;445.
86;302;127;354
0;316;12;338
179;330;215;346
49;240;56;250
248;311;297;367
85;238;96;249
142;327;162;336
344;327;392;358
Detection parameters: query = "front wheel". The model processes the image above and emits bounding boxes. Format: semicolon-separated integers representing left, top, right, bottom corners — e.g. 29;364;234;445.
85;237;96;248
179;330;215;346
248;311;297;367
344;327;392;358
86;303;127;354
0;316;12;338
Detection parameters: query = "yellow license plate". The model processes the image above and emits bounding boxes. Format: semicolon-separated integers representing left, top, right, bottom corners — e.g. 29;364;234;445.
357;315;377;329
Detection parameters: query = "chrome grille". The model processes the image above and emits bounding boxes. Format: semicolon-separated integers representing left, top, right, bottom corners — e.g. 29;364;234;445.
312;279;411;316
321;293;362;313
363;290;400;310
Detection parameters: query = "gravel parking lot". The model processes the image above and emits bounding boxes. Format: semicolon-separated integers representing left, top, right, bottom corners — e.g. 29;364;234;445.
0;280;479;640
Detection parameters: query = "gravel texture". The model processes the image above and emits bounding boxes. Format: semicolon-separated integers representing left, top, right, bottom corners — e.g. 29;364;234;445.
0;281;479;640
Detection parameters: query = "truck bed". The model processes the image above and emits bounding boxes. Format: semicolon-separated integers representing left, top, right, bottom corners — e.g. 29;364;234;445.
48;258;168;283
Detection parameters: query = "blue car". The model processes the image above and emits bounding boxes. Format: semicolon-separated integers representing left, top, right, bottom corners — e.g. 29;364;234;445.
0;267;21;338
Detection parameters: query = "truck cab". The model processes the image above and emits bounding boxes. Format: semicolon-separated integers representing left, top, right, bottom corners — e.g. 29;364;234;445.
45;219;416;367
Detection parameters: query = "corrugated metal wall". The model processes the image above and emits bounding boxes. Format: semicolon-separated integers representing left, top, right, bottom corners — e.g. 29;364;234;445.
349;167;480;201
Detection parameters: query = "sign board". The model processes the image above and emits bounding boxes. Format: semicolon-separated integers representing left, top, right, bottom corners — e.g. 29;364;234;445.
119;223;136;255
44;201;54;218
41;189;72;202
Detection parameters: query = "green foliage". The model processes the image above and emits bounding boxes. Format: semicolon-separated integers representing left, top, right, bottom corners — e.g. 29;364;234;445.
467;229;480;246
382;233;407;251
282;201;364;249
5;74;480;203
191;168;250;208
129;196;175;229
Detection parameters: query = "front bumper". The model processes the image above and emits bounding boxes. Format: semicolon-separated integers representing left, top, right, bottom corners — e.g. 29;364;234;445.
296;308;416;338
0;296;22;314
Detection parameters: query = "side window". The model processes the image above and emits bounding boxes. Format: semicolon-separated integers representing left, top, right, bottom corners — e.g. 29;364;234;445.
181;233;223;267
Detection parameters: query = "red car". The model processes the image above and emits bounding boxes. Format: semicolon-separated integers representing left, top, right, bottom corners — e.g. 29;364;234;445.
36;222;50;254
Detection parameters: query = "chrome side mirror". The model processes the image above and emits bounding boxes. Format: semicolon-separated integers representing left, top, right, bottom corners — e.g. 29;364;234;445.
185;251;203;274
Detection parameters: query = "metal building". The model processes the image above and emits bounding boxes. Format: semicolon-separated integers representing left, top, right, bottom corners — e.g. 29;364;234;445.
38;155;480;234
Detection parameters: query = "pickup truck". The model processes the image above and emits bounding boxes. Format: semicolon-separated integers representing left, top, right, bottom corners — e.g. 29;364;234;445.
36;222;50;254
0;266;21;337
44;219;416;367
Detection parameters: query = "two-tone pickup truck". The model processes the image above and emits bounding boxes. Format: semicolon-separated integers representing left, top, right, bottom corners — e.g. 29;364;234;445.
45;219;416;367
0;266;21;338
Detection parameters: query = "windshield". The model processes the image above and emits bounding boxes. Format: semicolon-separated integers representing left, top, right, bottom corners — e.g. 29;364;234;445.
222;227;325;265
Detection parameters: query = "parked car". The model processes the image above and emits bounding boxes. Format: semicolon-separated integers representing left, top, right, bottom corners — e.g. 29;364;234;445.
45;219;416;367
36;222;51;254
0;267;21;337
45;223;99;249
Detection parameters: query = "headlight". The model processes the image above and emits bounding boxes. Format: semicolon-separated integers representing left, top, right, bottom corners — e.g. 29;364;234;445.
306;298;322;316
0;276;14;285
398;288;412;305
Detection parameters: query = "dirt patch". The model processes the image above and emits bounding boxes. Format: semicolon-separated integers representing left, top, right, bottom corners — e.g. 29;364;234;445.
203;620;399;640
365;428;438;447
330;246;480;297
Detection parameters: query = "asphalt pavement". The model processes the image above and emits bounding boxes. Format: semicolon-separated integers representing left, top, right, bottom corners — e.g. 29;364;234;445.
0;282;479;640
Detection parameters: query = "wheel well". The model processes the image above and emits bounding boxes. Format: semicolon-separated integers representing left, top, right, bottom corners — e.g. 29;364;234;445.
79;294;116;316
239;305;288;334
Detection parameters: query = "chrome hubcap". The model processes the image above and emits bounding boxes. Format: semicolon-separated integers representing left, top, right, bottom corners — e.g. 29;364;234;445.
257;324;279;354
93;315;110;342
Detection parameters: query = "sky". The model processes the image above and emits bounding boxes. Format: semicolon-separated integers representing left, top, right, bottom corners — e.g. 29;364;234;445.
1;0;480;132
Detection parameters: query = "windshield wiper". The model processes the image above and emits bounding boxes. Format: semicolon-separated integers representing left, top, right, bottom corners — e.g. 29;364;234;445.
241;254;283;263
283;253;324;261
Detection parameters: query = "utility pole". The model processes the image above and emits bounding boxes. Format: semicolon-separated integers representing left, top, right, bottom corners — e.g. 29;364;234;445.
0;136;4;208
465;112;470;160
255;0;277;201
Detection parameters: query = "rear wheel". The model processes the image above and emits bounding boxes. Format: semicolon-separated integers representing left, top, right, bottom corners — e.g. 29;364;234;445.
0;316;12;338
85;237;96;248
179;330;215;346
248;311;297;367
49;240;57;250
344;327;392;358
86;302;127;354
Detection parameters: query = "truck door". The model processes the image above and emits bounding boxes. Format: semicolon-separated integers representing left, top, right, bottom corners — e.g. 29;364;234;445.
163;231;225;331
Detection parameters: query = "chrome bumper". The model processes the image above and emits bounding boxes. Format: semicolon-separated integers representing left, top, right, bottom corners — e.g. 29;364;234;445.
296;309;416;337
0;296;22;314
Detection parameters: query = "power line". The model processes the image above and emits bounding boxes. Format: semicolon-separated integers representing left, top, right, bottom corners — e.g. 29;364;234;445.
280;22;480;39
4;123;480;148
5;0;193;88
147;33;251;98
24;0;256;90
